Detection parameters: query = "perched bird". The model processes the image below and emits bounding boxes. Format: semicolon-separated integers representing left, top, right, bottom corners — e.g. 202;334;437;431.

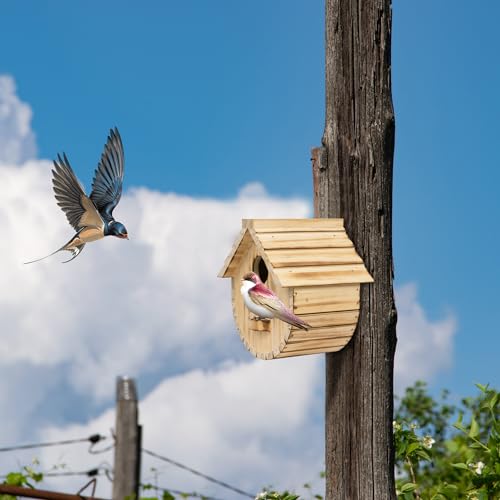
240;272;311;330
25;128;128;264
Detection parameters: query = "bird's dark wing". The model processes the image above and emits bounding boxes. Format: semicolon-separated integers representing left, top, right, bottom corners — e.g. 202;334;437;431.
90;128;124;221
52;154;104;232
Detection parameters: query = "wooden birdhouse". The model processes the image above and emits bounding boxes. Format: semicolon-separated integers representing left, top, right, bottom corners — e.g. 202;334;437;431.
218;219;373;359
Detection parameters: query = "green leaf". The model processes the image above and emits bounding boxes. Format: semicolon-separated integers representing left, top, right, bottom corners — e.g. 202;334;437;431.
406;442;421;455
400;482;418;493
5;472;26;486
469;416;480;438
415;449;431;461
489;392;499;410
440;484;458;494
451;462;469;470
30;472;43;483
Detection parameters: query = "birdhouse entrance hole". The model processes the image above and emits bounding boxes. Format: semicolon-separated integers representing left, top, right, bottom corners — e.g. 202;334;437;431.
252;256;268;283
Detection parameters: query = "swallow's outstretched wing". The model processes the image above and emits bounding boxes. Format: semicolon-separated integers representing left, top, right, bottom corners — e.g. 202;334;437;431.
52;154;104;231
25;156;104;264
90;128;124;223
249;284;310;330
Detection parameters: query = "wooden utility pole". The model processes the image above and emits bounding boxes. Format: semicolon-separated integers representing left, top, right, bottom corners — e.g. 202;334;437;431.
313;1;397;498
112;376;141;500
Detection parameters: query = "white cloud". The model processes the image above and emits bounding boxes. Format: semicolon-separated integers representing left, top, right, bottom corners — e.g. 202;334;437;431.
0;76;36;164
394;283;457;392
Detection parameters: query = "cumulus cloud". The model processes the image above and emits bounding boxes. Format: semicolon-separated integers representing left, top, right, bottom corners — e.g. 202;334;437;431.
394;283;457;392
0;76;36;164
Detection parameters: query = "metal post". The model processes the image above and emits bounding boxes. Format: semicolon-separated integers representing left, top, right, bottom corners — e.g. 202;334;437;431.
112;376;140;500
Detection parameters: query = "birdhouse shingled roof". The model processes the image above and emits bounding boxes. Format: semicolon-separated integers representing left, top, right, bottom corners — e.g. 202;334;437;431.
218;219;373;287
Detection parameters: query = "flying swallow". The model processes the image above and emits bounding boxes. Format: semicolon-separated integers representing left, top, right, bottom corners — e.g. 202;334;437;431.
25;128;128;264
240;272;311;330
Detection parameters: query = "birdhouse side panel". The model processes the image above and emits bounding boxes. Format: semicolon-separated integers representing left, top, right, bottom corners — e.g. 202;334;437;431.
231;246;291;359
273;284;361;359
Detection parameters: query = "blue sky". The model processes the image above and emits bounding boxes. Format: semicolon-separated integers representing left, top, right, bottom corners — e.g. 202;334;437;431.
0;0;498;496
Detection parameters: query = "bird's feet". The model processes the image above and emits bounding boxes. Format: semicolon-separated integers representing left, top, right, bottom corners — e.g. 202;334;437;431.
251;315;271;322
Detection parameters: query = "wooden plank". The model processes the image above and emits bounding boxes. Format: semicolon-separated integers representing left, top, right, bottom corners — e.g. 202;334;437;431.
276;264;374;287
275;344;345;358
266;247;362;267
218;228;251;277
293;284;360;314
290;310;359;329
281;336;351;352
249;318;271;332
286;333;352;343
288;324;356;340
260;237;354;251
258;231;348;242
247;218;344;233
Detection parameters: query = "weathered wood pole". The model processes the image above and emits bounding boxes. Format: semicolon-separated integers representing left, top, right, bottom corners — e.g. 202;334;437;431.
313;0;397;498
112;376;141;500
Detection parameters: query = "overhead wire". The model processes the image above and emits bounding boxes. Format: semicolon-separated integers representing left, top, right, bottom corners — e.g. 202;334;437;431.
142;448;254;498
0;437;253;499
0;434;108;453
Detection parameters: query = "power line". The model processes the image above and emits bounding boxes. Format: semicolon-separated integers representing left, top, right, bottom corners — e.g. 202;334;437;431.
44;469;102;478
0;468;108;480
142;448;254;499
0;434;107;453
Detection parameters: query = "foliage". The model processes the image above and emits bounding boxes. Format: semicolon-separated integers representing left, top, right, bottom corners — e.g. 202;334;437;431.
394;382;500;499
0;460;44;500
255;481;323;500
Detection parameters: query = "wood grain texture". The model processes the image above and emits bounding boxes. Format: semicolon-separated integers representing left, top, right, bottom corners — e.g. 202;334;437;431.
293;284;360;314
275;264;374;287
288;324;356;341
276;343;346;357
112;377;140;500
266;247;363;267
291;310;359;329
281;336;351;352
218;228;251;277
247;218;344;232
320;0;397;498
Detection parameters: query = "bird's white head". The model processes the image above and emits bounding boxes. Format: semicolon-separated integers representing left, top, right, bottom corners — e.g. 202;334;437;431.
240;271;262;294
240;271;263;293
241;271;262;285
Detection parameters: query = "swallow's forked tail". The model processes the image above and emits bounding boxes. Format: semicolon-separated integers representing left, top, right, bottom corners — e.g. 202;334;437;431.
24;242;86;264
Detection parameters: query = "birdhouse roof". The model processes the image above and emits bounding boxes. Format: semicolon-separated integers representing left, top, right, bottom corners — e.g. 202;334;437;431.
218;219;373;287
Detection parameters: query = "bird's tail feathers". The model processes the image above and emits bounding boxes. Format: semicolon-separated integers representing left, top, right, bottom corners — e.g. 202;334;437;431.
24;241;86;265
278;311;312;331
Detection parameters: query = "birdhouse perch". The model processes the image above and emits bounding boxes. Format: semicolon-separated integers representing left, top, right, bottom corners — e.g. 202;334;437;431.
218;219;373;359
